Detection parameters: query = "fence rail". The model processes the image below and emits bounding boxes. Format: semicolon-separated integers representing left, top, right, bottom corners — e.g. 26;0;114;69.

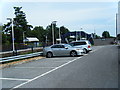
0;52;43;63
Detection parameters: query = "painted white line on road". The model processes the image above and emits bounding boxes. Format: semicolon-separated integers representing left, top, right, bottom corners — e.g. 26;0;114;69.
83;54;88;56
53;61;69;62
11;57;82;89
14;67;57;69
90;50;96;53
0;78;29;81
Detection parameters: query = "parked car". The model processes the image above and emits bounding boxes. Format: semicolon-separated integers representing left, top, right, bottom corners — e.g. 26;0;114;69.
69;40;92;54
43;44;84;58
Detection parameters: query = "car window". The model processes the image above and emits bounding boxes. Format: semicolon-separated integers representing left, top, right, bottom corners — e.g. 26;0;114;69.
88;41;91;44
51;45;64;48
60;45;65;48
65;44;72;47
51;45;59;48
70;42;86;46
69;43;75;46
76;42;86;45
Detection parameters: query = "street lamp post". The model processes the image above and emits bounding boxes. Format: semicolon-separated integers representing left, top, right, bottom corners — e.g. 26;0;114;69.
23;31;25;44
59;27;61;43
116;13;118;38
94;27;96;39
76;31;77;41
52;21;57;45
80;28;83;40
46;35;47;46
7;18;15;55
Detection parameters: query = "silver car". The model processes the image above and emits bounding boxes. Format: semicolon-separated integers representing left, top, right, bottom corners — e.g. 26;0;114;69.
69;40;92;54
43;44;84;58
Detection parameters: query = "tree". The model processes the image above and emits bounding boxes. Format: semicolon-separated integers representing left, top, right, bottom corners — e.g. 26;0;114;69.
3;7;33;43
60;26;70;35
102;31;110;38
45;25;70;43
46;25;52;42
0;25;2;30
46;24;59;43
28;26;46;42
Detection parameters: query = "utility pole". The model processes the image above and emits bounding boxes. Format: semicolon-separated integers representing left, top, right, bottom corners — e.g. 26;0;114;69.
7;18;15;55
46;35;47;45
52;21;57;45
59;27;61;43
116;13;118;38
80;28;83;40
23;31;25;44
94;27;96;39
76;31;77;41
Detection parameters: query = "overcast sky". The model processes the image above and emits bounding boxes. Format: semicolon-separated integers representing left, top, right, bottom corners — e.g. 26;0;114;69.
0;0;119;36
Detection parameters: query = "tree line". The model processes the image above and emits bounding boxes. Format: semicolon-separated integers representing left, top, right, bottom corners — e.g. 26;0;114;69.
1;7;114;45
2;7;69;45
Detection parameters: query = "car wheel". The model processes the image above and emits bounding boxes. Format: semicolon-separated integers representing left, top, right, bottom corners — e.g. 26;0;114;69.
46;52;53;58
70;51;77;57
83;48;87;54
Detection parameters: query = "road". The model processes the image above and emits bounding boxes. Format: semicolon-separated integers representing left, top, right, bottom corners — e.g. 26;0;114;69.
1;45;119;89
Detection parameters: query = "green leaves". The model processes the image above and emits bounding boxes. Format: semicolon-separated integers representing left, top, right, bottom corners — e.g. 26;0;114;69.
2;6;70;45
102;31;110;38
3;7;33;43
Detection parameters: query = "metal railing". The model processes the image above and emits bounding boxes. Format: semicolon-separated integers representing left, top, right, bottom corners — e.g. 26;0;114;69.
0;52;43;63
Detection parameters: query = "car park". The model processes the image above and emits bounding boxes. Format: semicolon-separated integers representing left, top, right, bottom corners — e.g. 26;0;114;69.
69;40;92;54
43;44;84;58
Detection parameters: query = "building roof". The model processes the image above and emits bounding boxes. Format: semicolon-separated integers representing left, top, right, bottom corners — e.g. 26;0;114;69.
24;37;39;42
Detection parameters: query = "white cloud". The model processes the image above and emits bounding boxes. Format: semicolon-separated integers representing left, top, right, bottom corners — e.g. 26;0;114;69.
26;5;115;27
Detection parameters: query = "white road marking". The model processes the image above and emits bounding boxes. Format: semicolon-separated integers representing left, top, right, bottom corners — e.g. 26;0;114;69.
83;54;88;56
0;78;29;81
53;61;69;62
11;57;82;90
90;50;96;53
14;67;57;69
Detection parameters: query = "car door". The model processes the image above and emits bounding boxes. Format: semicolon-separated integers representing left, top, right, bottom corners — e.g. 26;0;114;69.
59;45;71;56
57;45;68;56
51;45;61;56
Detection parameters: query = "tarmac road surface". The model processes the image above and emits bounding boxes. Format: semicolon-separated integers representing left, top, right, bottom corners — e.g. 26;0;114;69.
1;45;118;89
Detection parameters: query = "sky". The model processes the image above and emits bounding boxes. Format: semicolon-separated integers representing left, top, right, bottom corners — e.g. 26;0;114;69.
0;0;119;36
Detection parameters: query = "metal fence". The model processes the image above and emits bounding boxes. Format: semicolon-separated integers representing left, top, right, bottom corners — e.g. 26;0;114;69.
0;52;43;63
2;42;53;52
2;44;28;52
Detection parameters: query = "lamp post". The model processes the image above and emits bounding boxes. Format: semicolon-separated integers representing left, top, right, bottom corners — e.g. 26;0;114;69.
80;28;83;40
116;13;118;38
76;31;77;41
23;31;25;44
59;27;61;43
7;18;15;55
46;35;48;46
94;27;96;39
51;21;57;45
